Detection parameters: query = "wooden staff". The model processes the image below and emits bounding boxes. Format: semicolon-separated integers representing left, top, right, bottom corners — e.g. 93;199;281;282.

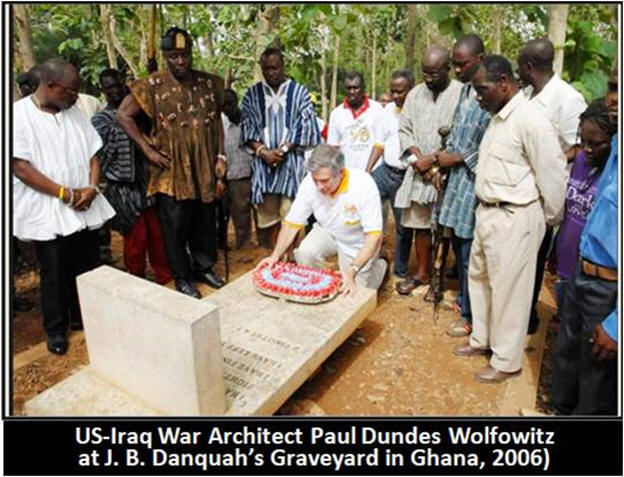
426;126;451;321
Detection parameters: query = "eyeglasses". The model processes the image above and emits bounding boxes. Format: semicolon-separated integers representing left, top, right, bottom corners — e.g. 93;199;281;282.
53;82;79;96
422;69;444;80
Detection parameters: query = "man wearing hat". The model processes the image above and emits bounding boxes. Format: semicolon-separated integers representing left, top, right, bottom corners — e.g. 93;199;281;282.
117;27;227;298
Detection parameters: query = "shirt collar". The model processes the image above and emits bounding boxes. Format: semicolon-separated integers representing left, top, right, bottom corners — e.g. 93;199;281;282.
531;73;558;103
495;91;526;121
262;79;290;97
343;96;370;119
330;168;350;197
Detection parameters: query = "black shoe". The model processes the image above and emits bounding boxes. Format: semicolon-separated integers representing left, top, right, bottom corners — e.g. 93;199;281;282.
175;279;201;298
527;318;539;335
14;296;33;312
70;320;84;331
194;270;225;289
47;334;68;355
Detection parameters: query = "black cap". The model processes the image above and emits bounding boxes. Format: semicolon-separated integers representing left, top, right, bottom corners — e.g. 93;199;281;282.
161;27;191;51
16;73;30;85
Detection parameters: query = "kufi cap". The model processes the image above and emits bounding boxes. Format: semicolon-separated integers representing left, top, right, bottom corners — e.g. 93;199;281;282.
161;27;191;51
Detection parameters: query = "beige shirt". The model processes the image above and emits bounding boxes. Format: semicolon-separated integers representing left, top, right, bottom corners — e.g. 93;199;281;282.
475;91;567;225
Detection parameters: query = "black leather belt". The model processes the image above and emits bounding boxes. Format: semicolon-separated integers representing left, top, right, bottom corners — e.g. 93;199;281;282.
478;198;537;208
384;163;406;175
478;200;513;208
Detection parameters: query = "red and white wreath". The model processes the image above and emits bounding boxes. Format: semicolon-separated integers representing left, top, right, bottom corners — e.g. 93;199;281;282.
252;262;342;304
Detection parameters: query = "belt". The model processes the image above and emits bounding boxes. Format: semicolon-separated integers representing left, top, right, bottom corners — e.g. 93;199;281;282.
384;163;406;175
581;259;618;282
477;198;537;208
478;200;513;208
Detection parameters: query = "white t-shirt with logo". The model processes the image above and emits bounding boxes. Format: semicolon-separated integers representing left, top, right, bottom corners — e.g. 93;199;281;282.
285;168;382;258
327;99;387;170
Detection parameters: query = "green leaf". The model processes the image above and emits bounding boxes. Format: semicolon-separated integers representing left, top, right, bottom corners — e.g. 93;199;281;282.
601;40;617;60
571;81;592;102
580;70;608;100
428;4;453;23
581;35;603;53
333;15;347;31
437;17;461;38
582;59;600;73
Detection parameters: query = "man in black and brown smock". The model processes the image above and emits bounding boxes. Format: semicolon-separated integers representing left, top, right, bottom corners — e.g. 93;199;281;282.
118;27;227;298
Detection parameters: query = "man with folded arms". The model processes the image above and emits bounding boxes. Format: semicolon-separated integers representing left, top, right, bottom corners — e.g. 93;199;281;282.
13;59;115;354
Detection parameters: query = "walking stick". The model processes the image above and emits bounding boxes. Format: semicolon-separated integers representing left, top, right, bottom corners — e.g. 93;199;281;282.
217;199;230;283
426;126;451;321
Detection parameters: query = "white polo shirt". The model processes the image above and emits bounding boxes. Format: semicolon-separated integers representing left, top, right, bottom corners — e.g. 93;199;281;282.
327;97;387;170
381;102;405;169
284;168;382;258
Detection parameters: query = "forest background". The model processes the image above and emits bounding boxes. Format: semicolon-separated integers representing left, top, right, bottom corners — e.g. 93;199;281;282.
13;3;618;122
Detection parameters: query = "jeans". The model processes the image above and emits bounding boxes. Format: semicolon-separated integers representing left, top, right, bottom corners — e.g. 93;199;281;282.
371;163;412;277
452;233;473;323
551;262;617;415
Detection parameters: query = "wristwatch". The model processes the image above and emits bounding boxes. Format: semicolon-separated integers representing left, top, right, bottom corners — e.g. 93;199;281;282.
280;144;289;154
350;262;361;275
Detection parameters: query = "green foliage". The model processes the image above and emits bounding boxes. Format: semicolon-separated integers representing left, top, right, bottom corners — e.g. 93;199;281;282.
563;4;616;101
15;3;616;103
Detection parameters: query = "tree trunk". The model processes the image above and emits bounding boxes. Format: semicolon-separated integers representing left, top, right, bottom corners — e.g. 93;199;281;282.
253;4;280;82
320;46;328;122
204;31;214;60
99;5;117;68
371;34;377;100
404;4;418;71
109;13;139;78
491;5;502;54
548;4;569;76
13;5;36;71
384;13;392;89
330;34;340;111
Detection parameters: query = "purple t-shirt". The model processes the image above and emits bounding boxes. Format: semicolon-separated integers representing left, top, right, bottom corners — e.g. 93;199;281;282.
556;151;602;279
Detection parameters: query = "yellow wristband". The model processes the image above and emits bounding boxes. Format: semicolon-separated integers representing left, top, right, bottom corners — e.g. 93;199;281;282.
58;186;65;200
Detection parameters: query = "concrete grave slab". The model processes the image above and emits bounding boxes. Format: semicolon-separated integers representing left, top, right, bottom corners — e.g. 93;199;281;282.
25;368;158;416
25;267;376;416
207;270;377;415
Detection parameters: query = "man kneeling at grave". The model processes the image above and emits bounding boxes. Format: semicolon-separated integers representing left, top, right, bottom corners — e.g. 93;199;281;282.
256;144;387;296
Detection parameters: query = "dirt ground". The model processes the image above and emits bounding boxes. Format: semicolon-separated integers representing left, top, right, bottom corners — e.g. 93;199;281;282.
11;219;557;416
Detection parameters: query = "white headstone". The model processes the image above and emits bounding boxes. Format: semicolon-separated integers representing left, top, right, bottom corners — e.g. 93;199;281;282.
78;266;225;415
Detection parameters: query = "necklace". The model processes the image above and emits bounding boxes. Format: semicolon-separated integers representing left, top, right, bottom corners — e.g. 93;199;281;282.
31;94;43;109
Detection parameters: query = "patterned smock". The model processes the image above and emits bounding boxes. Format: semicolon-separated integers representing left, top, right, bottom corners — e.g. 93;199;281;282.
129;69;224;203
